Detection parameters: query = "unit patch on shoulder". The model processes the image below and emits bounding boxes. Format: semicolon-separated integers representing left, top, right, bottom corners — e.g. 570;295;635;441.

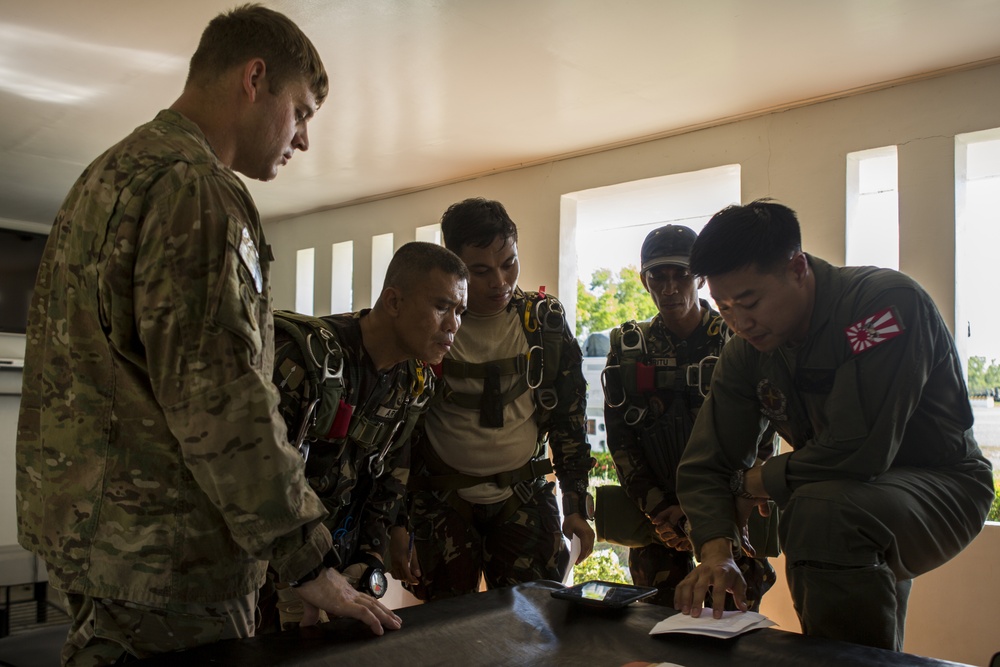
756;379;788;421
845;307;904;355
238;225;263;294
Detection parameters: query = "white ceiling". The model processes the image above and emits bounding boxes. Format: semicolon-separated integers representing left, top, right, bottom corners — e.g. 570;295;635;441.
2;0;1000;226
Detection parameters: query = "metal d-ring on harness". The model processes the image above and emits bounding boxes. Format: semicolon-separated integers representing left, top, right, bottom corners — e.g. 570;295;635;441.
368;363;433;478
437;289;565;418
526;345;544;390
292;327;345;462
686;355;720;398
532;296;564;411
601;320;647;424
604;318;724;428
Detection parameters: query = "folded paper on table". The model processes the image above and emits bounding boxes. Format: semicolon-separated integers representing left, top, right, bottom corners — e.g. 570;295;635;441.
649;610;776;639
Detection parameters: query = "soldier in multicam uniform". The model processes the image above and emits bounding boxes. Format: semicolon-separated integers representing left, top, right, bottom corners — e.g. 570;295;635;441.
675;200;994;650
262;242;467;630
602;225;777;608
389;198;595;599
15;6;401;665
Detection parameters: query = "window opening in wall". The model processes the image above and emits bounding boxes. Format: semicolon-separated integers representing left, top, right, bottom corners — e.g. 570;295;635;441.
331;241;353;314
295;247;315;315
560;164;741;453
371;233;394;307
416;223;442;245
956;128;1000;476
846;146;899;270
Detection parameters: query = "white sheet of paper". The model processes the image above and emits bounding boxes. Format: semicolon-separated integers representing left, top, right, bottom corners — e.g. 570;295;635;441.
649;610;776;639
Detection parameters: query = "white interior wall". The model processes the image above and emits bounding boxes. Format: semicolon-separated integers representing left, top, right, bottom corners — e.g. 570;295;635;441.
266;63;1000;334
0;394;19;545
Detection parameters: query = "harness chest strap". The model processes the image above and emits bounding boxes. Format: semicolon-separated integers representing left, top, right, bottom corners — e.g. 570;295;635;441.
435;355;530;410
604;319;720;412
434;289;565;414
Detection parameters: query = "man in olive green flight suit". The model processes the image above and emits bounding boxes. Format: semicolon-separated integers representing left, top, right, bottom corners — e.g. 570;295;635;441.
674;200;994;651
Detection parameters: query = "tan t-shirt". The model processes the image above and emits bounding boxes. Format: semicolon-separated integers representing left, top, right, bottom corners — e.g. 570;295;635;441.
425;306;539;504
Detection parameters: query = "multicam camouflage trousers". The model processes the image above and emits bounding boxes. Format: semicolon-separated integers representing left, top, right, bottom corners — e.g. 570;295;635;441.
59;589;256;666
405;479;570;601
628;543;776;611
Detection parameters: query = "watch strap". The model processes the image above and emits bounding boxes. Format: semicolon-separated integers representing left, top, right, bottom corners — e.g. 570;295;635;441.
729;468;760;500
562;490;595;520
352;552;384;572
288;549;339;588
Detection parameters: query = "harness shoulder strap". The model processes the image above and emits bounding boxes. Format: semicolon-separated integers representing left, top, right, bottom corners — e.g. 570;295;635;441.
435;288;567;418
272;310;347;454
392;359;436;449
519;289;566;415
604;319;647;411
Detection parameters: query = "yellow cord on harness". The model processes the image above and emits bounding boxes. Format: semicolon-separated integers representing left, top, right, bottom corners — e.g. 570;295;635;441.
412;364;426;396
524;297;539;333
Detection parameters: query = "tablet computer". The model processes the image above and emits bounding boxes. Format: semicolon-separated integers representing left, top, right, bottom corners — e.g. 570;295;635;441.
550;580;657;609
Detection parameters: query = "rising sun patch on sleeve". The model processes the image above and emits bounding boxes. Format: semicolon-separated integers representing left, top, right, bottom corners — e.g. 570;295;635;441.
844;306;904;354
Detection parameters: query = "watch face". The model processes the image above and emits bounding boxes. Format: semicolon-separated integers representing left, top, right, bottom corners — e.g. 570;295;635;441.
367;568;388;599
584;493;595;521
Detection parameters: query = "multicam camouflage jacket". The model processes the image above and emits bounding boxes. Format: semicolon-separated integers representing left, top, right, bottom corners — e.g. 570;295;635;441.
272;311;434;567
603;302;730;519
15;110;331;606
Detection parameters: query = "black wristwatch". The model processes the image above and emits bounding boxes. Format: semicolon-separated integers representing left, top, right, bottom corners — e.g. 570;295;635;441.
729;468;760;500
350;553;388;599
562;490;595;521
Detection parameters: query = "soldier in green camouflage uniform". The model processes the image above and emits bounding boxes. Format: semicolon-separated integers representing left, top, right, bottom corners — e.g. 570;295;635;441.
14;7;400;665
389;198;595;600
263;242;467;630
603;225;777;608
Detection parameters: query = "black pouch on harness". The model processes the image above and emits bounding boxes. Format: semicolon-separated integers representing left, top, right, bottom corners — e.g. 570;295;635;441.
479;363;505;428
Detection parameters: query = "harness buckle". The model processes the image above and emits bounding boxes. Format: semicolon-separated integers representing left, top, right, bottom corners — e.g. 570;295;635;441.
535;387;558;411
411;389;432;411
619;321;645;355
624;404;647;426
305;330;345;384
685;355;719;398
292;397;321;460
512;480;534;504
368;453;385;478
539;298;564;331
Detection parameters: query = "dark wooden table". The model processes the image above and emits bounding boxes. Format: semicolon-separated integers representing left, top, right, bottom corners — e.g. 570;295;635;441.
136;580;970;666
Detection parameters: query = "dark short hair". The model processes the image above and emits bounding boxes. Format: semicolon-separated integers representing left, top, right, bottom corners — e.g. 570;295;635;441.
689;199;802;277
187;4;328;105
382;241;469;294
440;198;518;254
